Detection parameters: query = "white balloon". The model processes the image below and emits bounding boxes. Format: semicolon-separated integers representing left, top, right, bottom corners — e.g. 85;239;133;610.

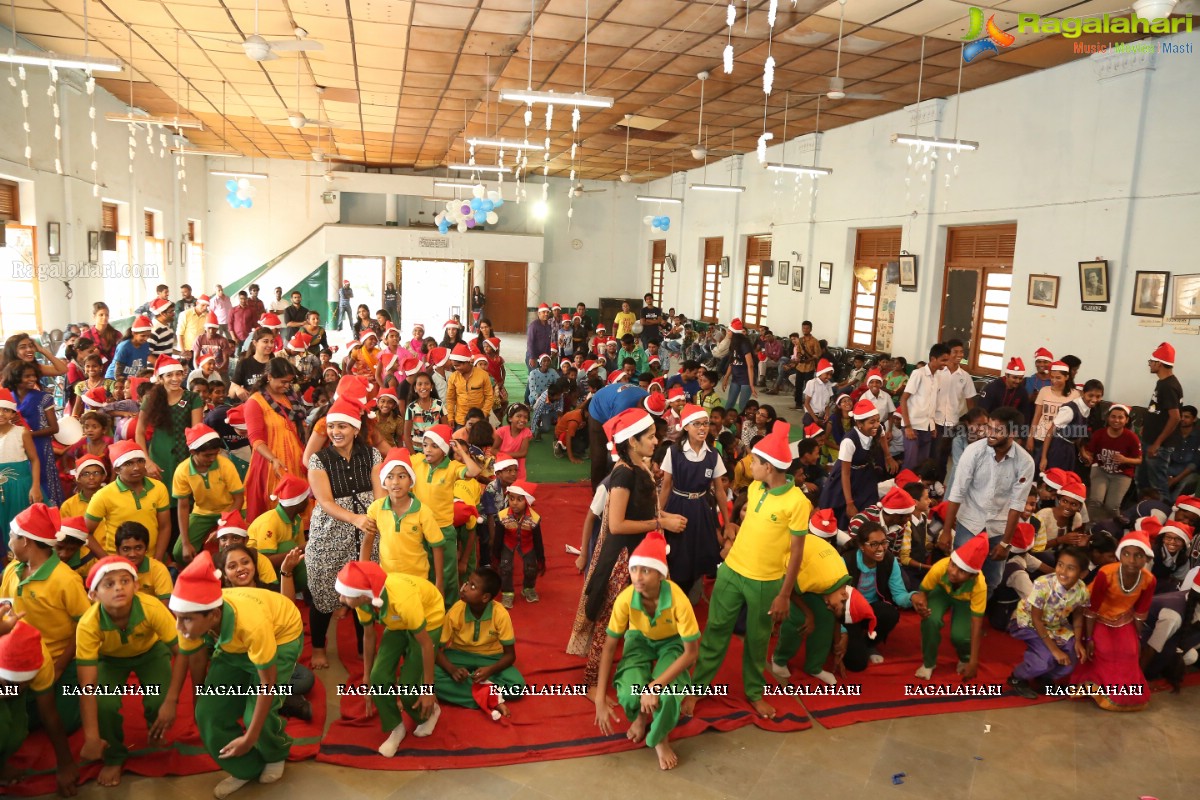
487;191;500;202
486;211;499;225
457;221;468;233
236;188;248;200
472;184;486;199
434;212;445;224
244;185;257;198
643;215;654;224
445;201;457;213
237;178;250;189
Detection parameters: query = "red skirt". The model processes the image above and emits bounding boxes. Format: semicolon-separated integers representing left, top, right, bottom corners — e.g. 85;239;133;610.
1071;622;1148;710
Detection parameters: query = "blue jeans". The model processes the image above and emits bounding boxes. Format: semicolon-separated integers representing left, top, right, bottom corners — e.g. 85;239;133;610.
903;429;935;470
726;382;752;413
1138;448;1174;498
954;522;1002;593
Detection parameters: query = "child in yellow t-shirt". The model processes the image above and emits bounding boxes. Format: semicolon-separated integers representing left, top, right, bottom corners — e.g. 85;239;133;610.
409;425;482;606
60;454;108;563
363;448;446;593
915;533;989;681
55;516;98;581
113;522;174;602
172;424;244;564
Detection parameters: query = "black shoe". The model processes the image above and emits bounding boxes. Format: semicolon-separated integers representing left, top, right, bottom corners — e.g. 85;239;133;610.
1007;676;1038;699
280;697;313;722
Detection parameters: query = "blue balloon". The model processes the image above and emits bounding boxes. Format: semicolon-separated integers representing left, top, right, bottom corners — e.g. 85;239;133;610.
660;219;670;231
470;198;482;211
225;180;238;192
480;199;494;212
474;210;488;224
493;197;504;207
244;198;253;209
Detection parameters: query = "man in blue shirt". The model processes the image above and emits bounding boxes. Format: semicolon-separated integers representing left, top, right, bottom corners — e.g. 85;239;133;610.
525;303;554;368
586;382;649;489
664;360;702;402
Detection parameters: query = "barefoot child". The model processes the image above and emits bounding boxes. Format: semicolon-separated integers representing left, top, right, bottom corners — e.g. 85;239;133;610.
434;567;525;715
594;531;699;770
1006;546;1090;698
76;556;179;786
768;532;854;685
361;448;446;593
173;424;245;564
686;423;807;719
914;532;989;681
169;552;303;798
334;561;444;756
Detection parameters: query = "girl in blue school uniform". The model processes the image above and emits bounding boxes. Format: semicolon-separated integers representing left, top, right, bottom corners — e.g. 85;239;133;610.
819;398;898;530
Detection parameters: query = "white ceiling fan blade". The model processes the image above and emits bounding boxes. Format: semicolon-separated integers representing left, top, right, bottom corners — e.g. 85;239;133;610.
268;39;324;52
844;92;885;100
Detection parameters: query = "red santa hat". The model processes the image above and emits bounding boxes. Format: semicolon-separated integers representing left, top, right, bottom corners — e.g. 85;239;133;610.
582;360;600;374
326;396;364;429
862;369;883;386
168;551;224;613
1161;521;1194;548
808;508;838;539
493;452;518;472
1003;357;1026;376
1135;516;1165;534
427;347;450;368
127;376;150;400
628;529;669;577
559;358;572;371
595;324;607;334
1107;402;1131;418
270;473;311;507
537;304;550;313
185;424;221;450
0;621;46;682
752;421;793;470
423;424;453;454
1009;521;1036;554
130;315;154;333
1057;476;1087;503
648;377;665;393
666;386;686;405
814;358;834;377
447;343;472;363
950;532;990;574
10;503;61;545
892;469;920;489
1182;566;1200;594
470;681;506;721
1151;342;1175;367
400;357;424;376
108;440;147;469
360;329;379;346
537;353;553;365
0;388;15;412
196;294;211;307
880;486;916;516
852;398;880;420
1041;468;1068;491
551;302;561;311
803;422;824;440
443;319;462;331
215;510;249;540
196;353;217;370
484;336;501;352
149;297;173;316
643;392;667;417
1049;361;1069;374
258;313;282;329
226;405;247;431
648;355;661;367
603;408;654;459
288;331;313;352
154;354;184;378
85;555;138;593
453;499;480;528
729;318;745;333
59;516;90;543
1174;495;1200;518
844;586;878;639
380;447;417;483
506;480;537;504
80;385;109;408
607;370;628;385
1033;347;1054;363
1117;529;1153;557
335;560;387;608
678;404;709;429
204;311;219;329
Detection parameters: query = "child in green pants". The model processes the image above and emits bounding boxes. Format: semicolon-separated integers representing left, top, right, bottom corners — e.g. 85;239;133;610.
336;560;445;757
595;531;700;771
434;567;525;715
169;552;303;800
769;534;853;685
172;424;244;565
76;556;178;787
915;532;989;681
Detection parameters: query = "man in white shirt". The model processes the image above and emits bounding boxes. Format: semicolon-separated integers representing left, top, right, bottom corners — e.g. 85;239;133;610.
939;407;1036;592
210;284;234;338
933;338;978;479
862;369;896;428
269;286;290;314
899;343;952;470
802;359;836;429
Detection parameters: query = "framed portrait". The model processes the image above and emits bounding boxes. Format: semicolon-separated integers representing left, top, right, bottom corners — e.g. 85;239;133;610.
719;255;730;278
47;222;61;258
791;264;804;292
778;260;790;285
1028;274;1059;308
899;254;918;290
181;238;188;267
167;239;174;265
1171;272;1200;319
1131;270;1169;317
87;230;100;263
818;261;833;293
1078;260;1109;304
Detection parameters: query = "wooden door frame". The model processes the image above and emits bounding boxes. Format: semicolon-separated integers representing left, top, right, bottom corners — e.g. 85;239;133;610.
741;234;772;329
483;260;528;333
935;224;1017;376
846;227;902;352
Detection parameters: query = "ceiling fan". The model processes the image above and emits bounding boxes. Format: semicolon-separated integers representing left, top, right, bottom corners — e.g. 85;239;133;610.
270;57;332;129
303;164;348;183
569;181;607;197
692;71;709;160
825;0;885;101
197;0;324;62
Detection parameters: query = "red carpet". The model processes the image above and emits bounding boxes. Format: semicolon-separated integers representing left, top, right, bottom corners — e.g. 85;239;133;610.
315;482;811;770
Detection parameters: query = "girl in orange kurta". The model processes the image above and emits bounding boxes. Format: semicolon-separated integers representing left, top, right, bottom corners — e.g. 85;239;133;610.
244;359;308;522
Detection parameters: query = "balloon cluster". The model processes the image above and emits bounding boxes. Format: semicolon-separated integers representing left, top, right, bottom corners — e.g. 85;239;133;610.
225;178;256;209
644;214;670;231
435;184;504;234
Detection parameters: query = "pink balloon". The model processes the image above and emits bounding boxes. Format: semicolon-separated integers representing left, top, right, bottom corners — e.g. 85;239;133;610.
465;217;477;228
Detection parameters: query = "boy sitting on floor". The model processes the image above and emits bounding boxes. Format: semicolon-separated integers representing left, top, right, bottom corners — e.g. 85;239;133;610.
914;532;989;681
434;567;525;717
594;531;700;771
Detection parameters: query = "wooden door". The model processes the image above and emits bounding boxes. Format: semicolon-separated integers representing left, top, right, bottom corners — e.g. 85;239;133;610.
485;261;528;333
742;235;772;328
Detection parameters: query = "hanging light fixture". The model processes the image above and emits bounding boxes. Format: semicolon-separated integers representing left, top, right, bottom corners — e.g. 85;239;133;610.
690;127;746;193
0;48;121;72
766;92;833;176
636;195;682;204
892;36;981;153
499;0;612;109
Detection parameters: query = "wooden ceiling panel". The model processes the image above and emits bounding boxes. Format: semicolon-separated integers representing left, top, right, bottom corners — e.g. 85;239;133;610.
412;2;475;28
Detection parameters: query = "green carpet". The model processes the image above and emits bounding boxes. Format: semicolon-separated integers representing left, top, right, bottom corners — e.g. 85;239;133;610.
502;360;589;484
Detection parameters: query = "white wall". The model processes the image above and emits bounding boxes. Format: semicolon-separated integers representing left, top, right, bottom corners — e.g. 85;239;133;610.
0;26;207;331
639;31;1199;401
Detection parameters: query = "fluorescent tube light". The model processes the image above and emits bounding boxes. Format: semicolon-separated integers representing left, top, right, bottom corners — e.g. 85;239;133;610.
210;170;267;179
171;148;241;157
0;48;122;72
635;195;683;204
765;163;832;176
107;112;204;130
469;138;546;151
433;181;477;189
498;89;614;109
689;183;745;193
448;164;511;174
890;133;979;151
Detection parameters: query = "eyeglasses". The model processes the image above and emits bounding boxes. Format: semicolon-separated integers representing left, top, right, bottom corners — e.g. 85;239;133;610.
864;540;888;549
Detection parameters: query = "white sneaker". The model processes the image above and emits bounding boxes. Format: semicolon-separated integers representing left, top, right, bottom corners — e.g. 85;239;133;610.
768;660;791;681
807;670;837;686
377;722;407;757
915;665;934;680
258;761;285;784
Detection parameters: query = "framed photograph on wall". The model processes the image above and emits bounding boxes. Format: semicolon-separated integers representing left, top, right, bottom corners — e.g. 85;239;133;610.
1131;270;1169;317
87;230;100;264
47;222;60;258
777;261;790;285
719;255;730;278
818;262;833;293
791;265;803;292
1078;260;1110;304
1028;274;1059;308
899;254;918;290
167;238;174;265
1171;272;1200;319
181;238;188;267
